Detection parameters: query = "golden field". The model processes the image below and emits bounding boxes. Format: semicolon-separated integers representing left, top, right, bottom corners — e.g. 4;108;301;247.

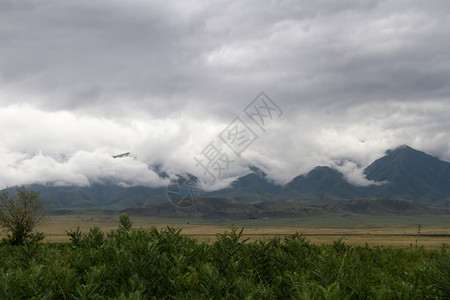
24;213;450;248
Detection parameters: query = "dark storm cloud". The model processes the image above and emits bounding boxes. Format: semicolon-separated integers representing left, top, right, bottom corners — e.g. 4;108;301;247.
0;1;211;114
0;0;449;188
1;0;446;110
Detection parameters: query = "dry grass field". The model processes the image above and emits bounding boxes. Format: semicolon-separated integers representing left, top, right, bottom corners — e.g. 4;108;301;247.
29;212;450;248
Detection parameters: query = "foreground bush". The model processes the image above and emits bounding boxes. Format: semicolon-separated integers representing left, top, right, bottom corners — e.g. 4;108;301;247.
0;186;46;246
0;218;448;299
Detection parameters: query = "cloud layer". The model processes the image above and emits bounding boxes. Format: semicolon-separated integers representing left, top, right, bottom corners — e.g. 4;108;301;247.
1;0;449;190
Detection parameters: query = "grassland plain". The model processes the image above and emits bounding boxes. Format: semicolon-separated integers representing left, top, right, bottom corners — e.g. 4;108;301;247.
33;212;450;248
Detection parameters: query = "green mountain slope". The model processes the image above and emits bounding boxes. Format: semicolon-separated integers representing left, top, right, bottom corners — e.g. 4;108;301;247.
30;184;166;209
210;167;281;202
281;166;363;201
363;145;450;204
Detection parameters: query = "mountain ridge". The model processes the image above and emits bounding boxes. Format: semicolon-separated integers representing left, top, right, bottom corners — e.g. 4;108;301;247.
15;145;450;211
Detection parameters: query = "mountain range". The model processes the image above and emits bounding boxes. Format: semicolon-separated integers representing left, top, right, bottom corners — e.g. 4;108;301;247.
18;145;450;216
212;146;450;206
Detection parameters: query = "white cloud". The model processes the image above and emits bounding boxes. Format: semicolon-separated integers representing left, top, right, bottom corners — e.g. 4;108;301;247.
0;148;168;188
0;0;449;191
334;160;386;187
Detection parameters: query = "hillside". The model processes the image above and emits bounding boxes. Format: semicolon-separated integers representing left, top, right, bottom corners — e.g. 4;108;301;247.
363;145;450;204
122;198;438;219
29;184;167;209
281;166;363;201
209;167;281;202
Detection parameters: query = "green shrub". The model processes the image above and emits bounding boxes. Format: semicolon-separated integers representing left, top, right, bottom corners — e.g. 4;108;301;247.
0;216;447;299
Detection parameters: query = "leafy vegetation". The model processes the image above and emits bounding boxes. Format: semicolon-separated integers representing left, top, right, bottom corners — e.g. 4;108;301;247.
0;215;448;299
0;186;47;245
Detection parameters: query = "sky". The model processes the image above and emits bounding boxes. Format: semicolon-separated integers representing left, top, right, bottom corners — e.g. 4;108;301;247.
1;0;449;190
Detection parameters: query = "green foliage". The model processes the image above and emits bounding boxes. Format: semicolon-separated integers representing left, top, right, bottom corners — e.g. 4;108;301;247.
119;213;132;231
0;215;448;298
66;226;83;247
0;186;47;245
66;226;104;249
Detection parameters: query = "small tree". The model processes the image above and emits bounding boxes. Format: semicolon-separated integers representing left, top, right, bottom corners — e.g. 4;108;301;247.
0;186;47;245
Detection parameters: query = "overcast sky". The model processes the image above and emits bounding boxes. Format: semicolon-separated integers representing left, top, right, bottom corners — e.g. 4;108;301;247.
1;0;449;190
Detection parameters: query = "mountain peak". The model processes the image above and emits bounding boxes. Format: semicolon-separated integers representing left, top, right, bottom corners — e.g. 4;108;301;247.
364;146;450;202
249;166;267;179
208;166;280;202
380;145;441;166
309;166;341;175
283;165;362;200
385;145;416;155
390;144;411;151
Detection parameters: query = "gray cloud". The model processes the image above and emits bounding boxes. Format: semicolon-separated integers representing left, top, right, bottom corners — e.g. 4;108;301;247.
0;0;449;189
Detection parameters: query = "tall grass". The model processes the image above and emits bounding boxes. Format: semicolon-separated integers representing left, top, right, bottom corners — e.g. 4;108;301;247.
0;218;448;299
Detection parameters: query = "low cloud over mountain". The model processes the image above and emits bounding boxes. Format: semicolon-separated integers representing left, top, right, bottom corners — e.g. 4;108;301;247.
1;1;450;190
29;146;450;211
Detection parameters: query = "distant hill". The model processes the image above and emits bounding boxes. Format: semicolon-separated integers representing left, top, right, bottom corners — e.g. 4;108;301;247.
29;184;166;209
281;166;363;201
122;198;438;219
18;145;450;213
209;167;281;202
122;197;260;219
318;198;438;215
